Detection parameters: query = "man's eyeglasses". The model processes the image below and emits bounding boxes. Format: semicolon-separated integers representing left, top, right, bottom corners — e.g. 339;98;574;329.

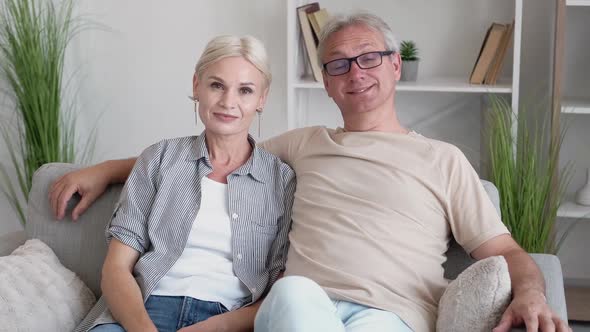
323;51;395;76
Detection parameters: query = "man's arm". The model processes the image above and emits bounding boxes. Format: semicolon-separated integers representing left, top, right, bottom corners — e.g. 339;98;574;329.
49;158;137;220
101;239;157;332
472;234;571;332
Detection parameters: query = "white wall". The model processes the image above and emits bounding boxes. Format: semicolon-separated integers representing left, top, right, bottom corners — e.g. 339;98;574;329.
1;0;289;235
1;0;588;286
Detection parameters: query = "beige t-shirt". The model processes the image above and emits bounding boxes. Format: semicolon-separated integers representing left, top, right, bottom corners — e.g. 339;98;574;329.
260;126;509;332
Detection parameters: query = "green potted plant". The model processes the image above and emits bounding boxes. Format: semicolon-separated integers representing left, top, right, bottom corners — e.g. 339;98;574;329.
0;0;94;225
486;95;572;253
400;40;419;82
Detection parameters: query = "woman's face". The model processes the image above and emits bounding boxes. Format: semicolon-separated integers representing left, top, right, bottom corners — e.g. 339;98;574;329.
193;56;268;138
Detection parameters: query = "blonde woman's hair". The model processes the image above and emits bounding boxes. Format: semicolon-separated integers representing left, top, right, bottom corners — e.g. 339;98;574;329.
317;12;400;67
194;35;272;88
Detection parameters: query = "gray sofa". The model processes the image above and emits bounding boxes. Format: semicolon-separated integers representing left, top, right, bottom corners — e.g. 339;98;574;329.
0;163;569;330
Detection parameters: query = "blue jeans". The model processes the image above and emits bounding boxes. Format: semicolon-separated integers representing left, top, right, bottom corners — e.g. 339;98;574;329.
90;295;228;332
255;276;413;332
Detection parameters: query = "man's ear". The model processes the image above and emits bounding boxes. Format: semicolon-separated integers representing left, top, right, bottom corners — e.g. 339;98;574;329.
392;52;402;82
322;71;332;98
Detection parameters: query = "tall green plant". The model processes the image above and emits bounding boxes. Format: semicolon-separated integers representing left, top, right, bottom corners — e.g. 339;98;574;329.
486;95;571;254
0;0;92;225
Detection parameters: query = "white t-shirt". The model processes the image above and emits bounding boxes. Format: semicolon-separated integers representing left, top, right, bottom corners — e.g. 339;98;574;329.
152;176;250;310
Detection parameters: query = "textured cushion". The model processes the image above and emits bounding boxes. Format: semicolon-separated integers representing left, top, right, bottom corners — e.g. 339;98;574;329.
0;239;96;332
437;256;512;332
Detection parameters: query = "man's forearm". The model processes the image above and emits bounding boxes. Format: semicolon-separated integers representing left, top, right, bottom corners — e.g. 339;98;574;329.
97;158;137;185
503;248;546;298
102;269;156;332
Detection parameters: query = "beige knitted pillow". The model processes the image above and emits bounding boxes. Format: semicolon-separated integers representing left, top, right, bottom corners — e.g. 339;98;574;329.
437;255;512;332
0;239;96;332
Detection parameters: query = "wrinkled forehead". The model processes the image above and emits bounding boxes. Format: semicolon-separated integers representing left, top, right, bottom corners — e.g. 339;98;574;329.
323;24;386;59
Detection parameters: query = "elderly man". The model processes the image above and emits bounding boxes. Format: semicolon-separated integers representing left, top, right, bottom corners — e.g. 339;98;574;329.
50;13;569;332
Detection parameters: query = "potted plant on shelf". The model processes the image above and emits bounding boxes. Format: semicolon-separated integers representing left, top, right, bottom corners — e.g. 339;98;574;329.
400;40;420;82
0;0;95;225
485;95;573;254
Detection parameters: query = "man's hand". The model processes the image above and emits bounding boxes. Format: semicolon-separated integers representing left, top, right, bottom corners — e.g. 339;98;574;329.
493;289;571;332
49;164;110;221
472;235;572;332
177;314;229;332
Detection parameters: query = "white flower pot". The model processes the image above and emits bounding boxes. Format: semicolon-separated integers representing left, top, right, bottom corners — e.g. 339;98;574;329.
401;60;419;82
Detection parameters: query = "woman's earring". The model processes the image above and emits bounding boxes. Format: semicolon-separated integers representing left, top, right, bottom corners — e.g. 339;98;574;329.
189;96;199;126
257;108;262;138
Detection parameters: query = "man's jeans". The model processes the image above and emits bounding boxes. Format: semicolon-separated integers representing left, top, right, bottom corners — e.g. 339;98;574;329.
90;295;227;332
255;276;413;332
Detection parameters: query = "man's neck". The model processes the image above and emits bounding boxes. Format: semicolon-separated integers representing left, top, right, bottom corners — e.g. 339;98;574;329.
342;106;408;134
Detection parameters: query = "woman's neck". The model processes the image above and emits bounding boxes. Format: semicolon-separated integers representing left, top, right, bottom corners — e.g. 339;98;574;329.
204;131;252;183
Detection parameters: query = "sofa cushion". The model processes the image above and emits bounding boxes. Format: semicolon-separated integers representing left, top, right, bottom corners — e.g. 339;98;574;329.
437;255;512;332
0;239;96;331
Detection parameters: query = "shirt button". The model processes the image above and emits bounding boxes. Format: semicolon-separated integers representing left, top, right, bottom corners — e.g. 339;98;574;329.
251;287;257;293
236;253;242;260
231;213;238;219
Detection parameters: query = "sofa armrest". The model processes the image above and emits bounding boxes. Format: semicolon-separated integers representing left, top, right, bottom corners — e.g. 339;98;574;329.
25;162;123;297
0;230;26;256
530;254;568;321
508;254;568;332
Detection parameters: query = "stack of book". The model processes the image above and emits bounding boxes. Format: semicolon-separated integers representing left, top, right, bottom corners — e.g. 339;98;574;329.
469;20;514;85
297;3;330;82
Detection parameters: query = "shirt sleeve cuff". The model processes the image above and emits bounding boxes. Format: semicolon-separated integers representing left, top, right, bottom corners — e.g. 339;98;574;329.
463;224;511;254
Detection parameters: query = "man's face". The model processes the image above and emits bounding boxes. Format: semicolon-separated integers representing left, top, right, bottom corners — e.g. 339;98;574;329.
321;24;401;117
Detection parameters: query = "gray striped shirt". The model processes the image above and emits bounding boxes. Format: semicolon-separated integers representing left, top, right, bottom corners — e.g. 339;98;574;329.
76;133;295;331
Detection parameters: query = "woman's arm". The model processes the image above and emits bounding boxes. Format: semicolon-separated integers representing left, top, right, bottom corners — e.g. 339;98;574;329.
267;168;296;284
178;300;263;332
50;158;137;221
101;239;157;332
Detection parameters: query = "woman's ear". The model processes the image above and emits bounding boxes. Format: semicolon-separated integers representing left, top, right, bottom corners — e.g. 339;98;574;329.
192;73;199;101
257;86;269;112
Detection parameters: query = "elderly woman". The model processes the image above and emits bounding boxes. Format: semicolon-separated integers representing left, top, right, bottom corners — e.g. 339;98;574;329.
69;35;295;332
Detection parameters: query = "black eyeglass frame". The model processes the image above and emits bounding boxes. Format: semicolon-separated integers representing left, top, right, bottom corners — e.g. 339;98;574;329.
322;50;395;76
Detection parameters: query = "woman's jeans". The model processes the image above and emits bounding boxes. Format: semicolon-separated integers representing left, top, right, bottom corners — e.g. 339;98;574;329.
90;295;227;332
254;276;413;332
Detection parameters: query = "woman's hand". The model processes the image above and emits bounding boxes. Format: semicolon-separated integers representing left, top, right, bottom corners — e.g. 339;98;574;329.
49;163;111;220
49;158;136;220
177;313;230;332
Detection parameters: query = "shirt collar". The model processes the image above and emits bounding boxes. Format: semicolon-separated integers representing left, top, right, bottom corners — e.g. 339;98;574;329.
186;130;269;183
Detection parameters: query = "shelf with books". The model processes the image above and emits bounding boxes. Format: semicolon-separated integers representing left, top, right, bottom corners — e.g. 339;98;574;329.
287;0;523;130
557;201;590;219
294;77;513;93
561;97;590;114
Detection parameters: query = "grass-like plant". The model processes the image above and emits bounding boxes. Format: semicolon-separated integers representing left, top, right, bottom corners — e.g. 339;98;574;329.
400;40;419;61
0;0;94;225
486;95;572;254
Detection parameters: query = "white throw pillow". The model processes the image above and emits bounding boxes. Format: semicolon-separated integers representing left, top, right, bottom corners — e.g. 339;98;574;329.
0;239;96;332
437;255;512;332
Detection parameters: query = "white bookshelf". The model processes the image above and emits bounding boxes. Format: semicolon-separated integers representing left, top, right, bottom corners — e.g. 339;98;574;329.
567;0;590;6
553;1;590;221
287;0;523;130
561;97;590;114
552;1;590;305
558;201;590;219
294;77;513;93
